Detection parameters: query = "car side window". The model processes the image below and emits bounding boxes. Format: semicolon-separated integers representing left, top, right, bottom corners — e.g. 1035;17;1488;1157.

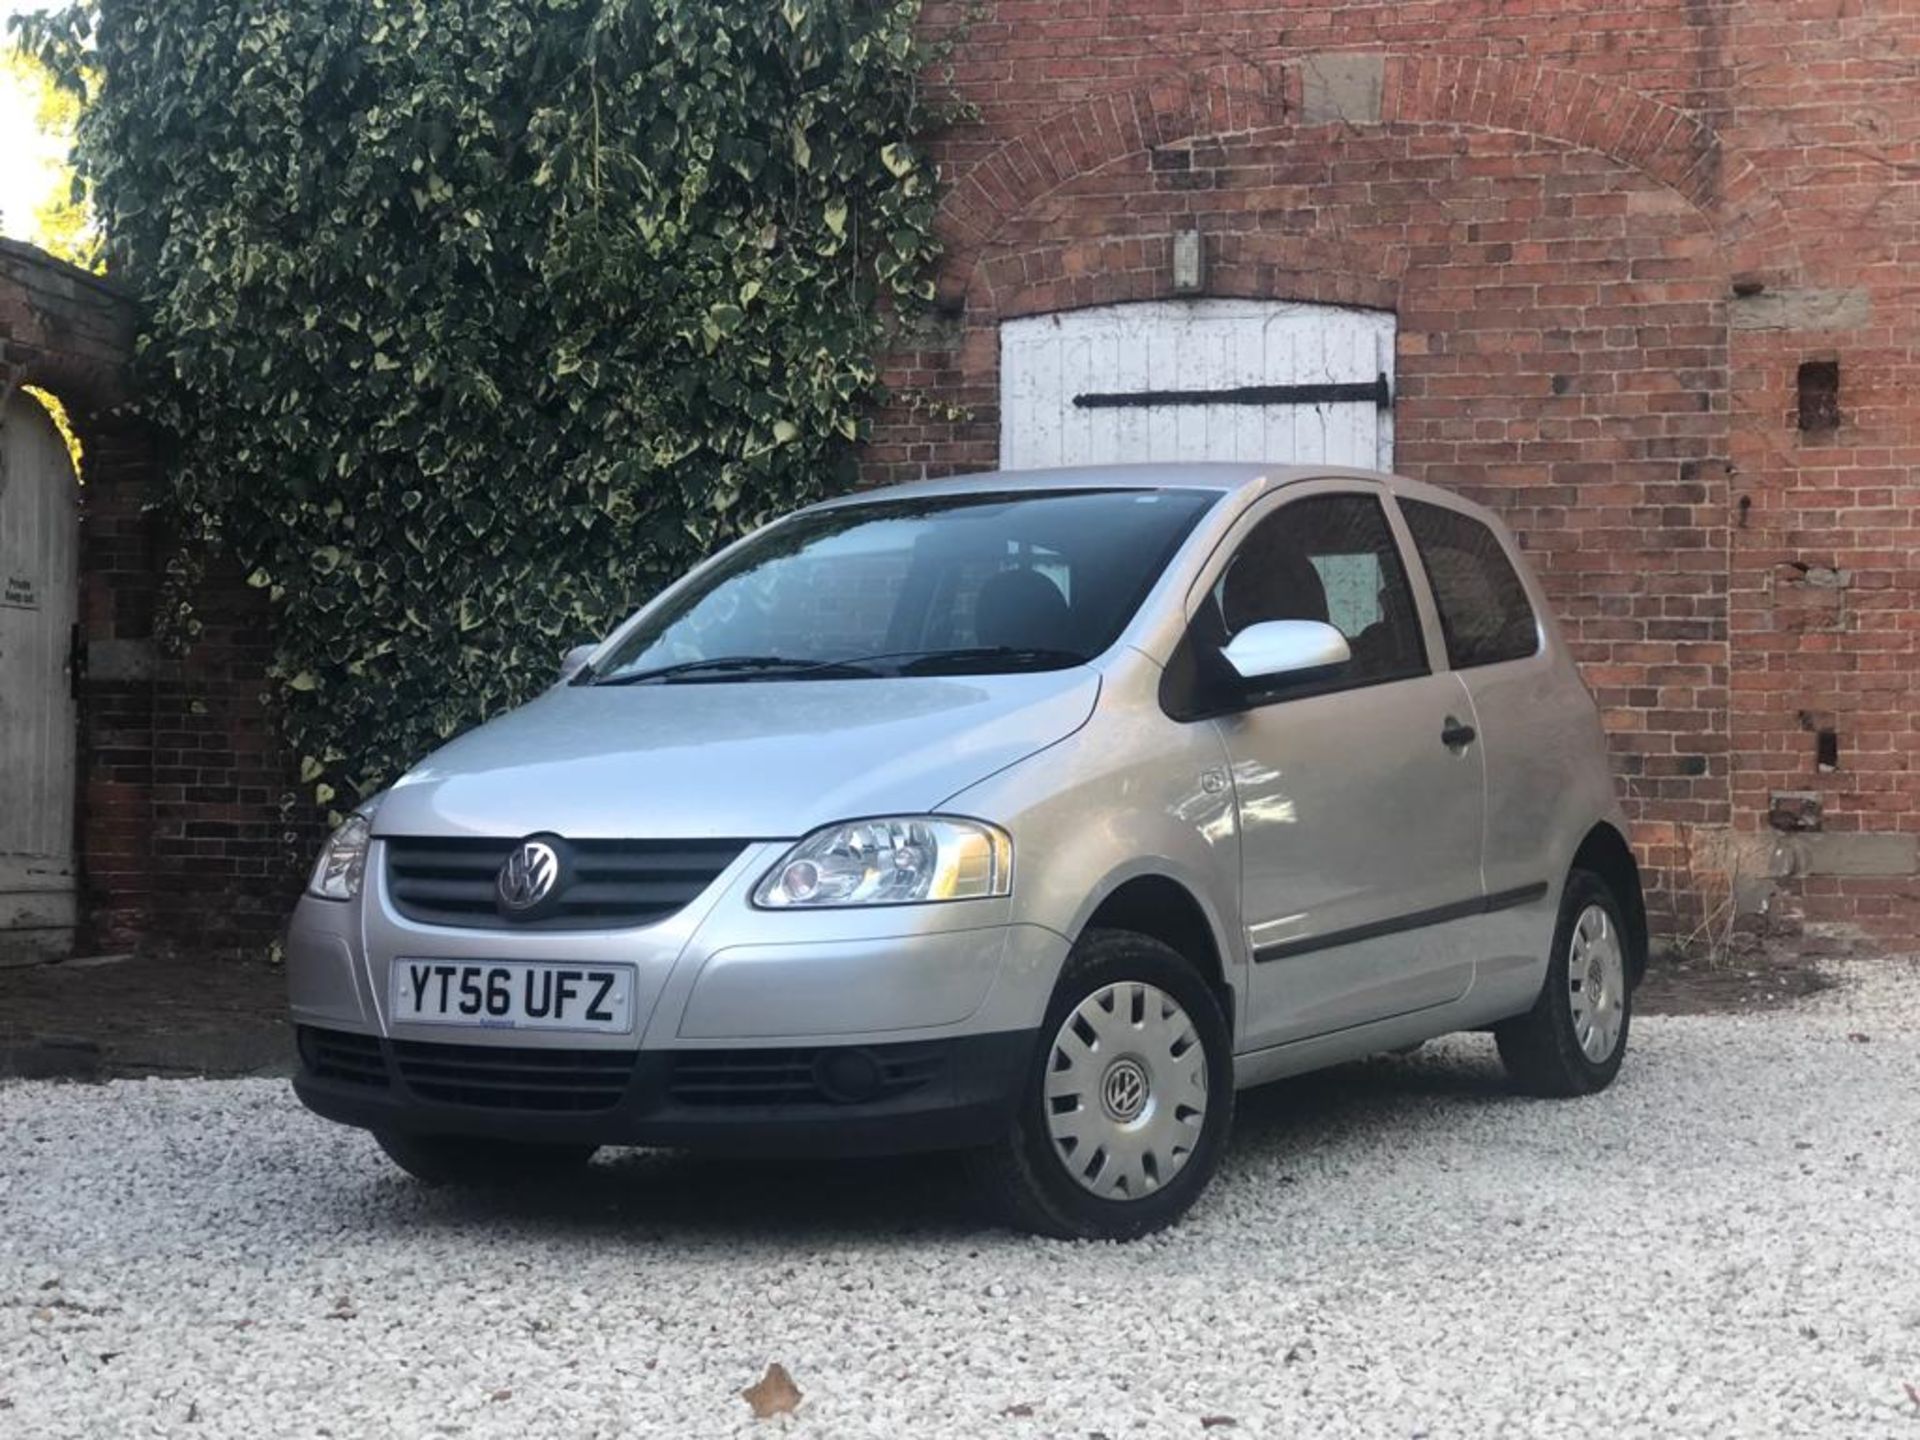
1211;493;1428;687
1400;499;1541;668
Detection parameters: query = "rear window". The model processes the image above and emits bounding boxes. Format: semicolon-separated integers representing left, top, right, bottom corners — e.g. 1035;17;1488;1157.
1400;499;1541;669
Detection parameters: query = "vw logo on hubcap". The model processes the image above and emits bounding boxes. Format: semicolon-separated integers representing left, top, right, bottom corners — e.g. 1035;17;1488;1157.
496;839;561;914
1101;1058;1150;1122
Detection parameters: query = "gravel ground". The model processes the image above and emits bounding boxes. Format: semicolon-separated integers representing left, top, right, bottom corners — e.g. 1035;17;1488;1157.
4;962;1918;1439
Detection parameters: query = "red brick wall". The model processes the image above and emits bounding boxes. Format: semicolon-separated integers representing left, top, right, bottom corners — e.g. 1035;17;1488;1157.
75;421;301;957
875;2;1920;949
72;412;161;950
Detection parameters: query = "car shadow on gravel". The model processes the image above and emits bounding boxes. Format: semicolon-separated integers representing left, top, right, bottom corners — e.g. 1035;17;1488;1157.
1225;1044;1516;1153
337;1045;1519;1244
364;1147;989;1245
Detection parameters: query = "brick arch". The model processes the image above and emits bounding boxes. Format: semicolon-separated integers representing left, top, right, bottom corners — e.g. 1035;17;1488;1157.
0;239;137;416
933;60;1288;310
933;51;1798;310
955;230;1408;384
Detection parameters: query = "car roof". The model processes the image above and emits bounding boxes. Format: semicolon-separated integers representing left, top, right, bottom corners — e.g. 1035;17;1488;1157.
806;462;1497;524
809;462;1312;506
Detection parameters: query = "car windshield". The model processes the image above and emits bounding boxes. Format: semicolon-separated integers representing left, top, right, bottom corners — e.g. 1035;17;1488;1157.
590;488;1218;684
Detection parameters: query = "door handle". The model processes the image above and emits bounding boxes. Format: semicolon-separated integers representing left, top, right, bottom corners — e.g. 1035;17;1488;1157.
1441;716;1477;751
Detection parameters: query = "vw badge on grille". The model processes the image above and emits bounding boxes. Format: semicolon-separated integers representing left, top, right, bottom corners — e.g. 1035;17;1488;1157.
497;839;561;913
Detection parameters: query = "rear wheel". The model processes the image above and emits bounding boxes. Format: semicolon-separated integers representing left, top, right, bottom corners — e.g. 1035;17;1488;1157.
1495;868;1633;1097
374;1131;598;1187
968;928;1233;1240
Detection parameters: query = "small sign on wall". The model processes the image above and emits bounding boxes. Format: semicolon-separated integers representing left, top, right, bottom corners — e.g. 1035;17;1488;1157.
2;575;38;611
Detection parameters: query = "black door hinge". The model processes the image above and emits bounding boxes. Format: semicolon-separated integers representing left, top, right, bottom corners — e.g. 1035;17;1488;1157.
1072;373;1393;410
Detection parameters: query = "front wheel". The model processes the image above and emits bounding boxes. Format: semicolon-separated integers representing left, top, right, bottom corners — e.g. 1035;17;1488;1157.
968;928;1234;1240
1495;869;1633;1096
374;1131;598;1187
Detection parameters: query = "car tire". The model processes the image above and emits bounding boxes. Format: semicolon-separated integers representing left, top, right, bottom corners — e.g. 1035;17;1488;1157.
374;1131;599;1187
967;928;1234;1240
1495;868;1634;1097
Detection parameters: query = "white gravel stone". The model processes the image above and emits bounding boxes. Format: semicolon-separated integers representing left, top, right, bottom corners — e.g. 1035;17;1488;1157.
4;961;1918;1438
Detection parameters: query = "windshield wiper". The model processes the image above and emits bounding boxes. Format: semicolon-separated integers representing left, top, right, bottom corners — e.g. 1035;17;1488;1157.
892;646;1088;674
595;646;1087;686
592;655;881;686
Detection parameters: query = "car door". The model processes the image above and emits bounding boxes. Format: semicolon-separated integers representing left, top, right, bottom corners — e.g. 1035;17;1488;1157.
1195;484;1488;1049
1398;495;1573;976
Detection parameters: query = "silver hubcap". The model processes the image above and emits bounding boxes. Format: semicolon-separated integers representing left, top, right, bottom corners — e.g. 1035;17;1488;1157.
1568;903;1626;1063
1044;982;1208;1200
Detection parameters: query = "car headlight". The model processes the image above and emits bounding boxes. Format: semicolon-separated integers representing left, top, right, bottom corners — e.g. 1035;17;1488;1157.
753;817;1013;908
307;801;380;901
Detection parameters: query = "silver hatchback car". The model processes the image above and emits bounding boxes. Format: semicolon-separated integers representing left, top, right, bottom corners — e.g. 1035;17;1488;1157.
289;463;1645;1239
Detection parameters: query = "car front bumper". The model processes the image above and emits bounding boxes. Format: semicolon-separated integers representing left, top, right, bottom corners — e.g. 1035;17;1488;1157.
288;841;1070;1048
292;1024;1036;1156
286;839;1070;1155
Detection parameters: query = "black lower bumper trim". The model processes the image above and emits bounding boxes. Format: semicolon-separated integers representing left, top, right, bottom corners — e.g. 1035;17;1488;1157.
292;1026;1037;1157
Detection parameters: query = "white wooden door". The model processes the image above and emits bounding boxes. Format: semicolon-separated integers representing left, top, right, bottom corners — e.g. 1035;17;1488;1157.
1000;300;1395;471
0;394;80;964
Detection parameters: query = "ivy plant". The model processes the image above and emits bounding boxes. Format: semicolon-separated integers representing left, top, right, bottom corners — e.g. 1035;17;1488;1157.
24;0;945;817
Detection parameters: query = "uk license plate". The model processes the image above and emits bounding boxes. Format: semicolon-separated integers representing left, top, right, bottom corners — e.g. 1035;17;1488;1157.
390;959;636;1033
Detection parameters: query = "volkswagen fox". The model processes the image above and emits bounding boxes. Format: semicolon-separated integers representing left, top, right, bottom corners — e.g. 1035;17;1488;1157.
288;464;1645;1239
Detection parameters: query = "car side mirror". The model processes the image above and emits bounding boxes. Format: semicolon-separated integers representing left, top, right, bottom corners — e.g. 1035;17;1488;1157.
557;643;598;684
1219;619;1351;684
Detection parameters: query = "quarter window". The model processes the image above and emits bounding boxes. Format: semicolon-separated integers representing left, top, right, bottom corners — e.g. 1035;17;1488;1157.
1212;493;1428;687
1400;499;1541;668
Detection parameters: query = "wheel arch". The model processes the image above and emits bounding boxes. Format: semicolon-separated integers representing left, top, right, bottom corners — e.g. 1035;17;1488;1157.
1571;822;1649;982
1078;872;1237;1035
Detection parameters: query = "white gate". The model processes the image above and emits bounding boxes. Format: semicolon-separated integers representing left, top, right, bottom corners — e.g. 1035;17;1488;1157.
0;393;80;964
999;299;1395;471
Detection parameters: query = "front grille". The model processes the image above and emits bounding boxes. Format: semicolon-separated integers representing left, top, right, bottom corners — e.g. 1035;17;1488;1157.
384;836;747;930
392;1039;637;1112
298;1026;389;1088
667;1043;947;1108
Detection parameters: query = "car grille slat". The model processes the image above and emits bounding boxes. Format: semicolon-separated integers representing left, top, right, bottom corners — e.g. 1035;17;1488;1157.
391;1039;636;1112
667;1044;947;1108
395;1056;632;1081
297;1027;390;1089
384;836;746;930
298;1028;957;1118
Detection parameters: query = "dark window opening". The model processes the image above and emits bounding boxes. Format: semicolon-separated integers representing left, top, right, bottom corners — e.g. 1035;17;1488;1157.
1816;727;1839;771
1797;361;1840;433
